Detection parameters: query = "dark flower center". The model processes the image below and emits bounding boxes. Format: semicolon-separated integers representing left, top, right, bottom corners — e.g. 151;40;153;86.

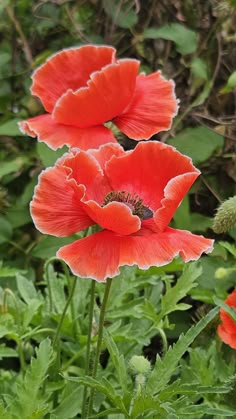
103;190;153;220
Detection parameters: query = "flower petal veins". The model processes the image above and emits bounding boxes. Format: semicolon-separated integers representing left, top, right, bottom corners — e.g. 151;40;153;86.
19;45;178;150
30;142;214;281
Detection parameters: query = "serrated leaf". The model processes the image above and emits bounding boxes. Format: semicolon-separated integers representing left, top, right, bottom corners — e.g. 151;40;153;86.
168;127;224;164
130;394;164;418
156;263;201;322
103;329;128;392
146;306;219;395
143;23;197;54
66;376;128;414
10;338;54;419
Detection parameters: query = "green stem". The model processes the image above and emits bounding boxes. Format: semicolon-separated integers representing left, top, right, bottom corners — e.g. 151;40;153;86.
81;280;96;418
52;276;77;350
87;278;112;417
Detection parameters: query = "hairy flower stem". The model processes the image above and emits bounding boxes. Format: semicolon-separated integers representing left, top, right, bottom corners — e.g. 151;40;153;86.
87;278;112;417
81;280;96;418
52;276;77;350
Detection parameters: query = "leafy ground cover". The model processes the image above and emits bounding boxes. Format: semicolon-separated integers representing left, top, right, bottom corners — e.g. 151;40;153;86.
0;1;236;418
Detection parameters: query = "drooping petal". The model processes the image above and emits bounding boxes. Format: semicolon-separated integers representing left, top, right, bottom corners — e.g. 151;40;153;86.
30;164;94;236
63;150;111;204
106;141;199;223
57;230;121;282
114;71;178;139
218;324;236;349
18;114;117;150
119;227;214;269
82;201;141;235
53;59;140;127
57;226;213;282
31;45;116;112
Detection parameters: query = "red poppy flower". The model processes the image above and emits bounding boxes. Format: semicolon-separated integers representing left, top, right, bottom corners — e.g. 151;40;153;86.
19;45;178;150
218;290;236;349
30;141;213;282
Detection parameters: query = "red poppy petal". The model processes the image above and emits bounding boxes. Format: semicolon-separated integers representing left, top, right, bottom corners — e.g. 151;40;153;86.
119;227;214;269
19;114;117;150
31;45;116;112
219;290;236;333
154;172;199;231
57;226;213;282
82;201;141;235
63;151;111;204
57;230;120;282
114;71;178;139
218;324;236;349
106;141;199;220
219;310;236;334
30;164;94;236
89;143;125;171
53;59;140;127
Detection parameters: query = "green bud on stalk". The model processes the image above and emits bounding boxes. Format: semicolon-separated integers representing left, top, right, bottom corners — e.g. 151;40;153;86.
212;196;236;234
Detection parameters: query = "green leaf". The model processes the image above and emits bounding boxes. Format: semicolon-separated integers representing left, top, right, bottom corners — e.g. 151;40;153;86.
103;0;138;29
130;394;164;418
168;127;224;164
219;241;236;257
103;329;128;392
36;142;68;167
190;57;208;82
220;71;236;94
156;263;201;321
52;384;82;418
0;344;18;359
0;216;13;244
177;404;236;416
16;274;37;304
214;297;236;322
146;306;219;395
66;375;128;414
10;338;54;419
0;119;24;136
143;23;197;55
31;235;78;259
0;157;26;178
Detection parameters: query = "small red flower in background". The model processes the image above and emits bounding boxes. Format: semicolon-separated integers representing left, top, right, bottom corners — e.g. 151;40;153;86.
30;141;213;282
218;290;236;349
19;45;178;150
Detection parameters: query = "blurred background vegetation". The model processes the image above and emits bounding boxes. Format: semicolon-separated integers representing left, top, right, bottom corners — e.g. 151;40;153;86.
0;2;236;417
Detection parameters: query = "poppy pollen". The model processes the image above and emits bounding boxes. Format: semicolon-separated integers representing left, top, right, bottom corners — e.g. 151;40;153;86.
103;190;153;220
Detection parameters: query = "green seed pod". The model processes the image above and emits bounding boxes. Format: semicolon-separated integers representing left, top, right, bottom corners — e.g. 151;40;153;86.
212;196;236;234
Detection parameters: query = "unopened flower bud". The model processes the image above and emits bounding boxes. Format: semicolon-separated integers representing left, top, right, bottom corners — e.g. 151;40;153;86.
215;267;229;279
129;355;151;376
212;196;236;234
